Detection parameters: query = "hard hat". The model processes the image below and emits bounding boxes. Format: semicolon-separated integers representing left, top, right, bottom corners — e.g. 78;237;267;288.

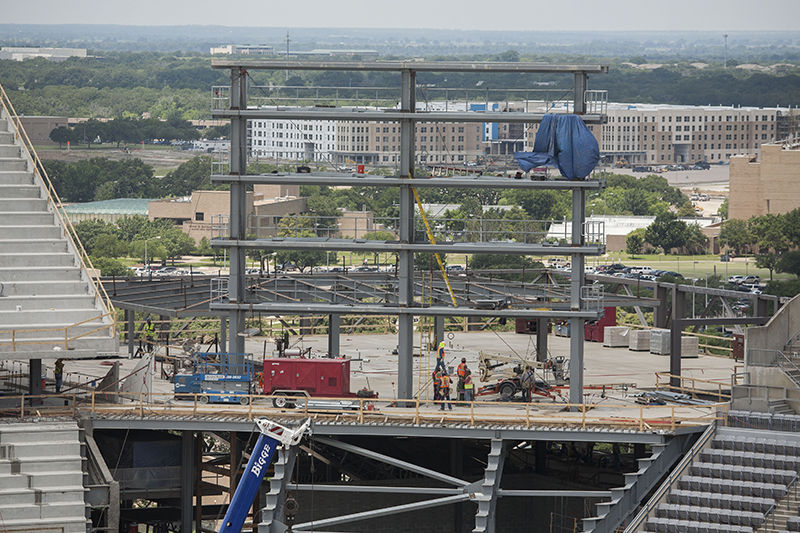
439;341;445;348
146;317;151;323
461;358;466;362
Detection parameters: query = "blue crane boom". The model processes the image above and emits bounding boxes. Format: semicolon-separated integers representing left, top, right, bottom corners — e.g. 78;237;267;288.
218;418;311;533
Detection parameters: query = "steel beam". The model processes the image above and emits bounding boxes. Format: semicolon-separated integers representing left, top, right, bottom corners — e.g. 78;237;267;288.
212;173;606;189
210;59;609;74
292;485;462;495
328;314;341;357
473;439;506;533
228;67;248;357
212;109;606;124
674;317;769;327
670;286;686;387
498;490;611;498
536;319;548;362
212;238;605;256
87;416;677;443
181;431;195;532
314;436;469;487
574;72;588;115
292;494;471;531
569;188;586;408
210;301;602;319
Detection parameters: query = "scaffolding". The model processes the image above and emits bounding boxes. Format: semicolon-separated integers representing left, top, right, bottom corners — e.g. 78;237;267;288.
210;60;608;404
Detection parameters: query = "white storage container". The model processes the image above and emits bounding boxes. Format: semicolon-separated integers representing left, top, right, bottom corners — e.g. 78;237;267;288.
628;329;650;351
603;326;630;347
650;329;671;355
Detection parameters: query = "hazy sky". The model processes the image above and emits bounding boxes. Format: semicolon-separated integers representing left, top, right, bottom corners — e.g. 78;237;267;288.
5;0;800;32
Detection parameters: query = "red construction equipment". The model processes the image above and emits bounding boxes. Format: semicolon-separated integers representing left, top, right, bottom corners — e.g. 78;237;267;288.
584;307;616;343
261;358;355;397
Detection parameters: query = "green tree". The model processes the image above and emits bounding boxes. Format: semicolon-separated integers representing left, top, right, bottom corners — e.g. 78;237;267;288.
717;198;729;219
49;126;71;148
644;212;689;254
161;227;196;265
750;214;789;280
719;218;753;255
777;251;800;278
683;224;709;255
626;231;644;258
91;256;130;277
89;233;128;258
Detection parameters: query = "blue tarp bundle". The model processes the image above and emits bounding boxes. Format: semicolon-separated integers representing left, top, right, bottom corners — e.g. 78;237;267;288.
514;114;600;180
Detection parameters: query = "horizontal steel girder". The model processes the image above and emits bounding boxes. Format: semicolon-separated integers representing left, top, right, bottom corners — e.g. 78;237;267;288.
212;238;605;256
211;60;609;74
211;173;606;190
209;301;603;319
212;108;607;124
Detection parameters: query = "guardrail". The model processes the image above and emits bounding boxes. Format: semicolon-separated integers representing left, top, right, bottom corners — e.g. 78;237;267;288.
654;372;734;402
0;312;116;352
623;421;718;532
0;82;116;340
2;390;727;432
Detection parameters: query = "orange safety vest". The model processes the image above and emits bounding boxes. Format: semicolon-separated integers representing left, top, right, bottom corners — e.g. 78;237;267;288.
433;374;441;387
440;375;451;390
457;363;467;378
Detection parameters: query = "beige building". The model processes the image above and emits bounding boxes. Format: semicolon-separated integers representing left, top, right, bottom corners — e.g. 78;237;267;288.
332;121;484;166
19;116;69;145
729;143;800;220
149;184;305;242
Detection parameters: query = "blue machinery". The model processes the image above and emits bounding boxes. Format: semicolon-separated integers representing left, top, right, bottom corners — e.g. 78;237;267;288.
174;352;253;404
219;418;311;533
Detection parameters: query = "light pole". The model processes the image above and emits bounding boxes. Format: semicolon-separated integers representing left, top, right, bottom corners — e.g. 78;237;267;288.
144;236;161;280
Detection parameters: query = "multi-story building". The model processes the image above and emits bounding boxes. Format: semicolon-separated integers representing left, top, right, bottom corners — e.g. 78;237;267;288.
598;103;781;165
729;143;800;220
523;102;789;165
332;120;483;166
210;44;274;55
249;117;337;161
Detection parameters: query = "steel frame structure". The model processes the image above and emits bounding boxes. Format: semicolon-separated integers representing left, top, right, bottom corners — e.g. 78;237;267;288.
210;60;608;405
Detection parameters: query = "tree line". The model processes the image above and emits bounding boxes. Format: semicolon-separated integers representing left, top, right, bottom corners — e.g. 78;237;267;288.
719;209;800;279
48;116;206;149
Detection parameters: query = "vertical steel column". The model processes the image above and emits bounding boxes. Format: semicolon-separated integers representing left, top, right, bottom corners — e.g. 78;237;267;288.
573;72;587;115
434;315;445;349
670;286;686;387
126;310;135;357
328;314;341;357
220;316;227;352
569;189;586;408
29;359;42;397
181;431;195;532
397;68;416;400
653;286;669;328
228;67;248;357
536;318;548;362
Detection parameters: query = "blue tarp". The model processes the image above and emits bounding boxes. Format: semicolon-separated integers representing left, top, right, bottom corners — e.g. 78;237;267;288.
514;114;600;180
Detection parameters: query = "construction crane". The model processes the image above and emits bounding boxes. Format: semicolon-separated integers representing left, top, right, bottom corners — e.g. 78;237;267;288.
218;418;311;533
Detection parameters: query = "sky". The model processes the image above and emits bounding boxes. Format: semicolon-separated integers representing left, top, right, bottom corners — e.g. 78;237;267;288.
5;0;800;32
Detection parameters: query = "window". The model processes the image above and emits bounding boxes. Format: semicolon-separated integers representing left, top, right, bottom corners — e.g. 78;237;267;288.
196;212;204;221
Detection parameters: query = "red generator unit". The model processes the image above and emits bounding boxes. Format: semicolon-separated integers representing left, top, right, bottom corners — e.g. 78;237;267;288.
262;358;353;397
584;307;617;343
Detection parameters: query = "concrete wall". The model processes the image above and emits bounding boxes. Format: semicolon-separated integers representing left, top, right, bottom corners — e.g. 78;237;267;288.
19;116;69;144
730;144;800;220
745;293;800;385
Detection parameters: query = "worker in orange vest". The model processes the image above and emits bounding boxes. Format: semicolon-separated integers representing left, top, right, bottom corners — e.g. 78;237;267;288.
463;370;474;402
432;370;441;401
456;358;468;401
439;372;453;411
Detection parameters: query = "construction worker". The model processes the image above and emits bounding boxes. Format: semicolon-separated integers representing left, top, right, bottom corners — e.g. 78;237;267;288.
457;358;468;401
143;317;156;354
463;370;474;403
432;370;441;401
520;366;536;402
435;341;447;373
439;372;453;411
54;359;64;393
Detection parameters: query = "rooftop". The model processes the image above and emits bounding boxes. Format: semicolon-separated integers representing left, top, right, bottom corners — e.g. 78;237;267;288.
62;198;152;215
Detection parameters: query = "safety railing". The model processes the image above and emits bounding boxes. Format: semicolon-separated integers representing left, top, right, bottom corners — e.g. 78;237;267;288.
0;312;116;352
654;372;732;402
212;83;593;116
581;284;604;313
583;219;605;245
749;348;800;387
623;421;717;532
0;82;116;339
213;213;568;245
1;390;726;433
